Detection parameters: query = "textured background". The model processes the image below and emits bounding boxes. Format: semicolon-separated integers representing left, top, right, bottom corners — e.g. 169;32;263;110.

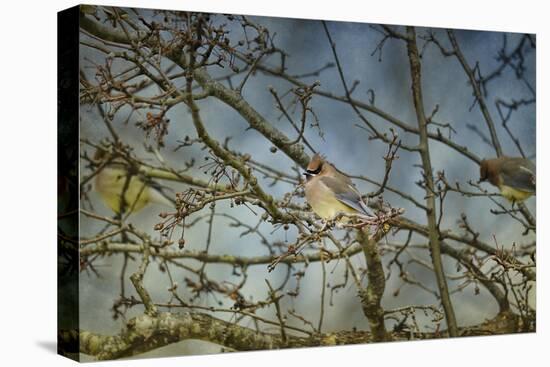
78;8;535;359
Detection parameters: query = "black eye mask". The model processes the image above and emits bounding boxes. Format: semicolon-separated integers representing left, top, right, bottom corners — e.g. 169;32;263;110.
305;165;322;175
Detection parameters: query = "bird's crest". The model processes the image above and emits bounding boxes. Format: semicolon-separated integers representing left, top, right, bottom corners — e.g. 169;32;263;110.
306;153;326;175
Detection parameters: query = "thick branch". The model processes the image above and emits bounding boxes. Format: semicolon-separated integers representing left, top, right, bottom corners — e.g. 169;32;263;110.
357;229;389;341
405;26;458;336
81;241;364;266
59;310;524;360
193;68;310;168
185;79;293;223
79;13;311;169
129;240;158;316
394;216;535;281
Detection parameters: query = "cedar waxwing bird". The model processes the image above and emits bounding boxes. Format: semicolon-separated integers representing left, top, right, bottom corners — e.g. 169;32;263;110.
479;157;536;203
303;153;371;221
93;149;173;215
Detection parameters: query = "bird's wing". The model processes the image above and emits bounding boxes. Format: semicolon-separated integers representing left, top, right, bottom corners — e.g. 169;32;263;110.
500;159;536;192
319;176;371;215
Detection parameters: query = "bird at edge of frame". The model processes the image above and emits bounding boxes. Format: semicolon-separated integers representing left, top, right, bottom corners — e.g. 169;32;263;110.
303;153;376;227
479;156;536;203
93;148;173;215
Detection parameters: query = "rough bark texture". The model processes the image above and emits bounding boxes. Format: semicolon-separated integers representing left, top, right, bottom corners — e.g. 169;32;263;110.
79;14;311;170
58;310;526;360
357;229;389;341
71;9;536;362
405;26;458;336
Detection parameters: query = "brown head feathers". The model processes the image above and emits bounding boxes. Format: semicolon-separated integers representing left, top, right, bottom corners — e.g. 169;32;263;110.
305;153;326;176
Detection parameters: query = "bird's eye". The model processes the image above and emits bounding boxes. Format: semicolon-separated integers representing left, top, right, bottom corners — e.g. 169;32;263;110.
306;165;322;175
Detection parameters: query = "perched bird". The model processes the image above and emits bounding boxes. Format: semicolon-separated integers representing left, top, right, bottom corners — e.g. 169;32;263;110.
303;153;371;221
93;149;173;214
479;156;536;202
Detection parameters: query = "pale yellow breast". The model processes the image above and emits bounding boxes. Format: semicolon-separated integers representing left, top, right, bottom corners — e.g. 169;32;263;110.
305;179;357;220
499;185;533;202
95;167;151;214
